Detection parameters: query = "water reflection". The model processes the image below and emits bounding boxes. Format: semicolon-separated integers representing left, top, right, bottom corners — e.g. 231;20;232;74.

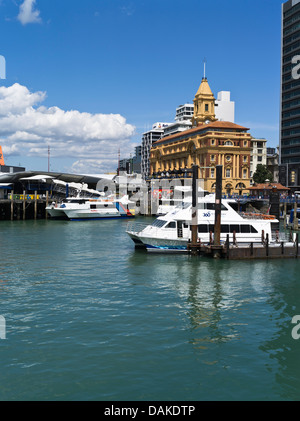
258;261;300;400
128;249;300;398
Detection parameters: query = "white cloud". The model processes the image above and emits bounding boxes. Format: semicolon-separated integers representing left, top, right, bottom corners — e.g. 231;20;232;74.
17;0;42;25
0;83;136;173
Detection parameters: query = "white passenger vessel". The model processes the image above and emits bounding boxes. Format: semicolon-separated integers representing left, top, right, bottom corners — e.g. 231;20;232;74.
126;193;278;252
46;195;135;220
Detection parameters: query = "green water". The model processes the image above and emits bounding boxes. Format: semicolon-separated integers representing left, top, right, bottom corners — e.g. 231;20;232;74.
0;218;300;401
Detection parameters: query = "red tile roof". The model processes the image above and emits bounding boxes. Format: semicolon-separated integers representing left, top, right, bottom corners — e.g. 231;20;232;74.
248;183;289;191
154;121;250;145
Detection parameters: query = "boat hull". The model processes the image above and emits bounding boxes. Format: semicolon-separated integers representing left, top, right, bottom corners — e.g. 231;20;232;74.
127;230;266;252
46;207;68;219
68;214;134;221
127;231;188;251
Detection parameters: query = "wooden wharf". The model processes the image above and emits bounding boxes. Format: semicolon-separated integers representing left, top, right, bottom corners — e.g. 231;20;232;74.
187;233;300;260
0;190;49;220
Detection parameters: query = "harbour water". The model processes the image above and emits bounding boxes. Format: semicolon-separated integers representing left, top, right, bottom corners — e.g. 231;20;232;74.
1;217;300;401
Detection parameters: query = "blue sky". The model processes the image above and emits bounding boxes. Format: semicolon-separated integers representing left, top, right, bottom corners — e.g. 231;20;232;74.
0;0;284;174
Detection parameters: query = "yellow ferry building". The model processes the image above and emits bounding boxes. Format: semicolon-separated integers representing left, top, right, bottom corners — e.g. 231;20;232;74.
149;77;252;195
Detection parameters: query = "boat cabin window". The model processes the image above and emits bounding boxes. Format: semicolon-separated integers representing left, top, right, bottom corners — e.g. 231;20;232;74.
196;224;258;234
198;224;208;233
90;203;112;209
165;221;176;229
152;219;167;228
66;199;87;204
230;224;240;233
209;224;215;233
206;203;227;211
221;224;230;233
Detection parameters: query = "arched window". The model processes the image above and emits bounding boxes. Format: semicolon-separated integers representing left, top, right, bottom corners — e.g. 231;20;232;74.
224;140;233;146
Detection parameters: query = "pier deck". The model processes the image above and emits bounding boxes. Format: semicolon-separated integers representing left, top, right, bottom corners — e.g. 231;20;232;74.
188;239;300;260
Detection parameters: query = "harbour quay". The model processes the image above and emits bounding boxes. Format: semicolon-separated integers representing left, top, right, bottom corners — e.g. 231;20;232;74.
0;193;47;220
187;233;300;260
0;170;124;220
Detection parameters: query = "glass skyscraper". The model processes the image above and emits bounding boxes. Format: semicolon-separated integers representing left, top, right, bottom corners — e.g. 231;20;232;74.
280;0;300;189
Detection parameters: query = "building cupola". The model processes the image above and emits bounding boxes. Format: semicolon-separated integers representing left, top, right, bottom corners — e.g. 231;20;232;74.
192;77;217;126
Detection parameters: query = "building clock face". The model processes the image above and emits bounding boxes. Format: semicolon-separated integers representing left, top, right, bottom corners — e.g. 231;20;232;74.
205;120;210;124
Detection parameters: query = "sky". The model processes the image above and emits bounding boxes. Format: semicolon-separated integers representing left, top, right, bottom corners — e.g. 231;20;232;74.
0;0;285;174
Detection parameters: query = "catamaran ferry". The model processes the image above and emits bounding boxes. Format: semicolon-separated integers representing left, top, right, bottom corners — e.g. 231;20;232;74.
126;193;278;252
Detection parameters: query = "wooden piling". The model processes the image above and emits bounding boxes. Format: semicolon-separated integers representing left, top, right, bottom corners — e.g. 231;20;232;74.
34;191;37;220
190;164;199;255
214;165;222;247
45;190;49;219
10;190;14;221
226;234;230;259
23;190;26;220
294;200;298;230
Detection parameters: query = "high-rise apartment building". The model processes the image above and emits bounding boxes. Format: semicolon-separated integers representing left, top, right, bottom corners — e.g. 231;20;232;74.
280;0;300;189
141;123;170;179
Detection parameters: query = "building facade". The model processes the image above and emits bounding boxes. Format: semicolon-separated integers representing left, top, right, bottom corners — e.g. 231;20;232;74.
250;138;267;183
267;147;279;182
280;0;300;189
150;78;252;195
119;146;141;174
141;123;170;179
162;103;193;137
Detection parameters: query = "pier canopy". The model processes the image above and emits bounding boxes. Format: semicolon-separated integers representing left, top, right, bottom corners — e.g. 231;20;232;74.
0;170;115;186
0;170;118;198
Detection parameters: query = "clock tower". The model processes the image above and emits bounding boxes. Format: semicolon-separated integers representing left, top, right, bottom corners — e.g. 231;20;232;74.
192;77;217;126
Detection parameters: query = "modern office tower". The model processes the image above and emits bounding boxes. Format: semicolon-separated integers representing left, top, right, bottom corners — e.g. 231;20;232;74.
215;91;235;122
280;0;300;189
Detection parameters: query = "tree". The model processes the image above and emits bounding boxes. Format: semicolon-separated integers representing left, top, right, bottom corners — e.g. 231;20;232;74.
253;164;273;183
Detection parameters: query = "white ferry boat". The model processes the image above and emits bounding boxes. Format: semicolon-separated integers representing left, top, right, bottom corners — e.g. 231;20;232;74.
46;197;91;219
46;195;135;220
126;193;278;252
